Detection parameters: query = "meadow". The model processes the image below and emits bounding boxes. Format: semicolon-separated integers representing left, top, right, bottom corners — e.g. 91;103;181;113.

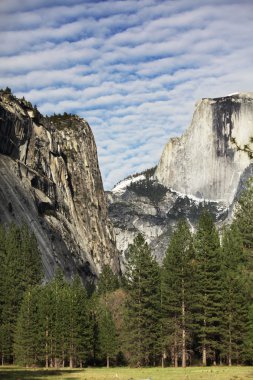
1;366;253;380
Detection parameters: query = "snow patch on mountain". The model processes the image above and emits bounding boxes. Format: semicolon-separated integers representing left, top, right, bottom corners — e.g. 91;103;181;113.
112;174;145;195
169;187;225;205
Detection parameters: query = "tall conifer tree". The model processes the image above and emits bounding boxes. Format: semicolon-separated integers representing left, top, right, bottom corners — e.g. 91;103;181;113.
97;265;119;297
124;234;161;366
1;224;27;362
0;224;6;365
66;276;92;367
220;223;250;365
14;287;41;366
98;306;117;368
234;178;253;249
161;219;195;367
243;305;253;364
194;211;223;366
0;224;42;363
232;178;253;363
20;225;42;288
234;178;253;273
48;271;69;367
37;282;55;367
35;274;92;368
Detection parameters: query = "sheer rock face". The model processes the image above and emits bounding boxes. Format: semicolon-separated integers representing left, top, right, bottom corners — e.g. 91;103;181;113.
155;93;253;204
0;91;119;282
108;93;253;264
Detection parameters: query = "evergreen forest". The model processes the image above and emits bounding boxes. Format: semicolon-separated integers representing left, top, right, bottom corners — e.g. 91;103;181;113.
1;180;253;368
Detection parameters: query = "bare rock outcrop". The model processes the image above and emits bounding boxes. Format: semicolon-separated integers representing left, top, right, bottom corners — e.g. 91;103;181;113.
155;93;253;204
0;90;119;282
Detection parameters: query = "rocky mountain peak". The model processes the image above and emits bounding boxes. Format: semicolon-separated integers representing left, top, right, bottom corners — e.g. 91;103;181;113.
108;93;253;264
155;93;253;204
0;89;119;283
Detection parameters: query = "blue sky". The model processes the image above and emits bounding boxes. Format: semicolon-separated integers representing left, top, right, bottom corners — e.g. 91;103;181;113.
0;0;253;189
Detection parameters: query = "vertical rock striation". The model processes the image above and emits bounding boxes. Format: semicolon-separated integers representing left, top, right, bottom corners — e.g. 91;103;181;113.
0;90;119;282
155;93;253;204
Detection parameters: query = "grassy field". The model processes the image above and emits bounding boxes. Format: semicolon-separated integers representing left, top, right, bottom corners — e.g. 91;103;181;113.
1;366;253;380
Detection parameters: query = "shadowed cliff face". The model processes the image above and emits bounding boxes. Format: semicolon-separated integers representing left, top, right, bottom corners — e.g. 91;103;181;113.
108;93;253;265
0;90;119;283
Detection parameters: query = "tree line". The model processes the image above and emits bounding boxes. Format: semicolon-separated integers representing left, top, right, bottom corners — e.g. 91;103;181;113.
125;216;249;367
0;224;42;365
0;179;253;368
123;179;253;367
0;224;119;367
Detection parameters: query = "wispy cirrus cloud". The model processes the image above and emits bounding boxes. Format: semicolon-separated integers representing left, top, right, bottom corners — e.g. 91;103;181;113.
0;0;253;189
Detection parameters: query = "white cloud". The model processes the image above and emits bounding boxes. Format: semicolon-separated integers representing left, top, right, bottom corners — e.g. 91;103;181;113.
0;0;253;189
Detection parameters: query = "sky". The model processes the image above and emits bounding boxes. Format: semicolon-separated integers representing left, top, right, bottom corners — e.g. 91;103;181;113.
0;0;253;189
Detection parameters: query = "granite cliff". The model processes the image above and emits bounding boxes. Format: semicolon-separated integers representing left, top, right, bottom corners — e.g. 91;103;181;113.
156;93;253;204
0;89;119;282
108;93;253;264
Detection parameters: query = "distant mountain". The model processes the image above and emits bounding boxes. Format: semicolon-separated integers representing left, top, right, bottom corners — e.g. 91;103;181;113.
107;93;253;265
0;89;119;283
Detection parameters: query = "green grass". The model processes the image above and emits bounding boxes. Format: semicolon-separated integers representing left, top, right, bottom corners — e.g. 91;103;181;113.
0;366;253;380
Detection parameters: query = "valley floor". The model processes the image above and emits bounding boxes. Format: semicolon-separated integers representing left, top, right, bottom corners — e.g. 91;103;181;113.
0;366;253;380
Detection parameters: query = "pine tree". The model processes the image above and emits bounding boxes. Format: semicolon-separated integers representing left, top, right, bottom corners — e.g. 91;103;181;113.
20;225;42;288
89;294;101;366
98;306;117;368
66;277;92;368
229;177;253;364
243;304;253;364
234;178;253;249
36;282;53;368
1;224;24;362
97;265;119;297
30;273;70;368
124;234;161;366
14;287;41;366
31;273;93;368
99;288;128;366
0;224;6;365
48;271;69;367
194;211;223;366
220;223;250;365
161;219;195;368
0;223;42;363
234;178;253;270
